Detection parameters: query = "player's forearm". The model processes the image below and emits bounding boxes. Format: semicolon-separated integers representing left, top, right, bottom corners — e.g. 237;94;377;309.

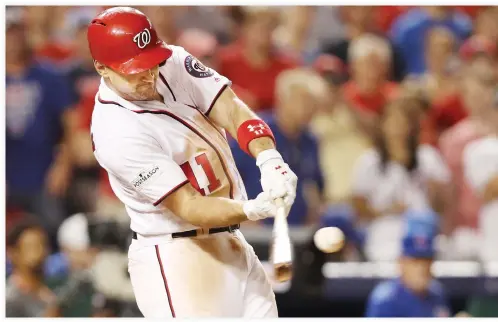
248;137;276;157
164;184;248;227
182;195;248;227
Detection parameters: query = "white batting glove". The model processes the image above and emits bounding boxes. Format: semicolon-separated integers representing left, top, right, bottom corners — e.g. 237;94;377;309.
256;149;298;210
243;192;278;221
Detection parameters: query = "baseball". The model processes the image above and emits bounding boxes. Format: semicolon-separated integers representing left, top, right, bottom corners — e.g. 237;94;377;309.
313;227;345;253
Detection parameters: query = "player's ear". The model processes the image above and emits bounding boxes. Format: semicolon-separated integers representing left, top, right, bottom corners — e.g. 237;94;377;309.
94;60;109;77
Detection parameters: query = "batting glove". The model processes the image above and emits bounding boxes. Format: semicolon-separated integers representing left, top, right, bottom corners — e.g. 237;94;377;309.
256;149;298;209
243;192;278;221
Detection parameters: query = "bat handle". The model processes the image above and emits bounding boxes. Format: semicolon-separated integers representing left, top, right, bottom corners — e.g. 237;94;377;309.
273;198;289;237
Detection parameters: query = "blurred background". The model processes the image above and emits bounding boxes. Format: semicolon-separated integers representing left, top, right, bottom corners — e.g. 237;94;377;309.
5;5;498;318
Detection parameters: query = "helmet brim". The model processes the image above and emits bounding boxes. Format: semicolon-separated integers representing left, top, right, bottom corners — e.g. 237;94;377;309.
110;41;172;75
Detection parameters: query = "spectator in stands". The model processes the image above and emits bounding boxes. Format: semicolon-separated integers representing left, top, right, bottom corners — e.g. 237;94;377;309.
311;54;371;203
322;7;405;81
365;210;451;317
34;7;103;71
342;34;398;137
174;6;234;45
176;28;219;70
6;220;60;317
218;7;299;112
351;96;450;228
439;55;496;238
390;6;472;76
139;6;179;44
48;213;98;317
460;85;498;318
374;6;409;33
273;7;315;62
6;11;76;245
64;11;102;215
421;27;459;101
231;68;327;226
463;86;498;262
415;27;467;144
472;7;498;44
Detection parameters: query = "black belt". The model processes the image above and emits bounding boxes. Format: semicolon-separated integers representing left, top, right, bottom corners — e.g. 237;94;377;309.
132;224;240;240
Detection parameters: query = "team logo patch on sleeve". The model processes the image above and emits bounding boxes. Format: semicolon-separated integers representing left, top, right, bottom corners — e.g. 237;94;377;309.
132;165;160;190
184;55;214;78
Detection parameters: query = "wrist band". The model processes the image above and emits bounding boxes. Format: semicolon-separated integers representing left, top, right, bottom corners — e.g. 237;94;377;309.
237;119;276;156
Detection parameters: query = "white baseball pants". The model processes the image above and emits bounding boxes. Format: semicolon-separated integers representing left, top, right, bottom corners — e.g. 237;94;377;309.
127;229;278;317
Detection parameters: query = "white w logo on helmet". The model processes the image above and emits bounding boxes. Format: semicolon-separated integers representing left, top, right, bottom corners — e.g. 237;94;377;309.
133;28;151;49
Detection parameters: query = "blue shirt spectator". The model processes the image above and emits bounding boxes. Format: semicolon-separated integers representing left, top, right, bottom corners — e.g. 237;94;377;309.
390;7;472;76
6;18;75;246
6;63;73;194
366;278;450;317
365;209;451;317
231;114;324;226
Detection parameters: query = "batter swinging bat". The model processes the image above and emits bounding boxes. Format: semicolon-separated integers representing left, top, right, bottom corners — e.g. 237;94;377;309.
270;198;293;283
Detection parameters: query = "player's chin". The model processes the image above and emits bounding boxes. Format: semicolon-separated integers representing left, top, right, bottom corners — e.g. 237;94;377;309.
135;87;156;100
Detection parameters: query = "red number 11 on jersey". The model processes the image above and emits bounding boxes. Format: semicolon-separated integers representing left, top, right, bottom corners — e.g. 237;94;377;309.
180;153;221;196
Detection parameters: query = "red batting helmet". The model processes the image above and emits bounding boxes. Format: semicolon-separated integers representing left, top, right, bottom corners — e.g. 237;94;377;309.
87;7;172;75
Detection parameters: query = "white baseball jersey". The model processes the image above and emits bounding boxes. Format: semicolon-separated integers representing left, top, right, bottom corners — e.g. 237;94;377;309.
91;45;248;236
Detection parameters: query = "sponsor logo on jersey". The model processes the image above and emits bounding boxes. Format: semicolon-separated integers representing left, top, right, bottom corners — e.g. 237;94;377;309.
184;55;214;78
132;165;160;189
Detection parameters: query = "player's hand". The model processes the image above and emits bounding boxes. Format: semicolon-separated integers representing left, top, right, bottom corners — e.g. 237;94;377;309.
243;192;278;221
256;150;298;209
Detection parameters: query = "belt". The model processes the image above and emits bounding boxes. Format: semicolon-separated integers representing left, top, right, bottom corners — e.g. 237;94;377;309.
132;224;240;240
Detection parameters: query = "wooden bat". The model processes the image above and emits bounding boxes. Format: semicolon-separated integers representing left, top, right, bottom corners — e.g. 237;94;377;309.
269;198;293;283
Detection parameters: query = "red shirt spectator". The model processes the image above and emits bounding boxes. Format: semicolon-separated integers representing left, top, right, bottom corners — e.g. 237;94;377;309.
429;94;468;136
218;7;299;112
342;80;398;115
374;6;409;33
218;41;298;111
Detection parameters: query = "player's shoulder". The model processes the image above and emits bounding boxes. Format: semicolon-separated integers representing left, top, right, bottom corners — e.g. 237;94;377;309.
163;45;216;79
369;279;399;304
91;98;145;143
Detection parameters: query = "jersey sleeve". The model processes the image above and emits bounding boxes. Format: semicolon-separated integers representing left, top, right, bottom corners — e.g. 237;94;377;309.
175;46;232;115
94;135;188;206
463;138;498;194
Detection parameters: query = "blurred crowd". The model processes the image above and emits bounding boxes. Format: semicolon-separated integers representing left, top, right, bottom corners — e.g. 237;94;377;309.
5;5;498;317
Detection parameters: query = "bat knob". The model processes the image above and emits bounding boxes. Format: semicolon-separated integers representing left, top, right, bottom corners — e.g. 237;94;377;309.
274;263;292;283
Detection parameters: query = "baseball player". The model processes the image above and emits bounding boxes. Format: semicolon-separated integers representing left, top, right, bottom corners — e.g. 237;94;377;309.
86;7;297;318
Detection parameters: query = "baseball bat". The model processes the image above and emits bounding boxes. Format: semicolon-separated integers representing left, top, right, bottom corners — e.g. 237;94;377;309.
270;198;293;283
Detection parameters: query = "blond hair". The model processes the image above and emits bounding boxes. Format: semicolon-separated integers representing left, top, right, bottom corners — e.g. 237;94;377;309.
276;68;329;101
348;33;392;63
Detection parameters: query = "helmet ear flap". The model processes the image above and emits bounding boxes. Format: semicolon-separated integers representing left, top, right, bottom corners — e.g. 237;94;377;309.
94;61;108;77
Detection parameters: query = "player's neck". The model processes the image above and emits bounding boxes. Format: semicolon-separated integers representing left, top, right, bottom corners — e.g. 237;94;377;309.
104;78;163;103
